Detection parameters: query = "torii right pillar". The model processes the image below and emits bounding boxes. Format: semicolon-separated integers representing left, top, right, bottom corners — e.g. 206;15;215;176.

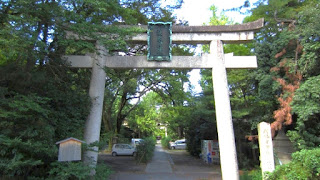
211;40;239;180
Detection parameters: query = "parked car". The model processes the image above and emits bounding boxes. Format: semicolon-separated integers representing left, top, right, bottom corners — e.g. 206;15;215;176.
169;141;175;148
170;139;186;150
112;144;136;156
131;138;144;148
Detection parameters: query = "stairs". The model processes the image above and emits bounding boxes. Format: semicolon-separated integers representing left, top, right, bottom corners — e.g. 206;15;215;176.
273;129;295;164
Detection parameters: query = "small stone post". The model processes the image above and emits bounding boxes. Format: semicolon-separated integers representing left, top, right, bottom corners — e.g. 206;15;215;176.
258;122;275;179
211;40;239;180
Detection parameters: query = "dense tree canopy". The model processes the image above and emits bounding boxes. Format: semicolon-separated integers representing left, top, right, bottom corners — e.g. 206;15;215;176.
243;0;320;143
1;0;319;178
0;0;183;178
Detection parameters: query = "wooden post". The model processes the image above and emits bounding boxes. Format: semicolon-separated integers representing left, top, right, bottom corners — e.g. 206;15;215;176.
211;40;239;180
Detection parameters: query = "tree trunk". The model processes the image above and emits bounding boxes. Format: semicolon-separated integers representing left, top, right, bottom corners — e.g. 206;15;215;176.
116;91;128;133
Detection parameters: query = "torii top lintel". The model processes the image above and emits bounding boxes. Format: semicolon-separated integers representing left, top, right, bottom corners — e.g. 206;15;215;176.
129;18;264;44
133;18;264;33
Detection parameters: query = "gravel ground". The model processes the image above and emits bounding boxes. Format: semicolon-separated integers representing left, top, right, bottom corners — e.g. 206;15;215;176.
98;153;146;173
166;149;221;176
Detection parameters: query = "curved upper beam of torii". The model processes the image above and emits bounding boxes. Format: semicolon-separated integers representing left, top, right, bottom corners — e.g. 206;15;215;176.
66;18;263;42
67;19;264;180
130;18;264;44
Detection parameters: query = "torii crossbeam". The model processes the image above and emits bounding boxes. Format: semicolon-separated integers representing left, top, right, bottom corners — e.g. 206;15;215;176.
65;19;264;180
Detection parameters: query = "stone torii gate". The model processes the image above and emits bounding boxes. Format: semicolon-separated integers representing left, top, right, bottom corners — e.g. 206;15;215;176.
65;19;264;180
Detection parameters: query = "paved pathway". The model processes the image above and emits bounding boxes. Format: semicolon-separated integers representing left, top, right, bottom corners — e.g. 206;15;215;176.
110;144;222;180
145;144;173;173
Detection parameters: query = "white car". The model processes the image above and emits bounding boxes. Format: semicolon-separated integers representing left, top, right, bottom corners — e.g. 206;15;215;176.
131;138;144;148
112;144;136;156
170;139;186;150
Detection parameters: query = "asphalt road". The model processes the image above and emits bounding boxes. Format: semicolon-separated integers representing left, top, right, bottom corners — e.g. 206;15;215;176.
98;144;222;180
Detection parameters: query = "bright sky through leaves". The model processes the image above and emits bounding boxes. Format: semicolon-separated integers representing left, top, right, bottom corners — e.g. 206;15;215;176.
174;0;255;94
174;0;252;25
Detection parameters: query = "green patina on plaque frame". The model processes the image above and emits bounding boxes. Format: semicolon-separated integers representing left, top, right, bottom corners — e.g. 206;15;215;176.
147;22;172;61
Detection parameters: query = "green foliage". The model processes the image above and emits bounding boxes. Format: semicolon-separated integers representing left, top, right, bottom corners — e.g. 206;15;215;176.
125;59;191;139
289;75;320;150
208;5;233;26
240;169;262;180
0;66;91;177
94;163;114;180
103;52;191;137
0;135;46;177
1;0;184;178
131;92;162;137
161;136;173;149
49;162;91;180
160;105;192;138
185;96;217;156
202;5;233;52
49;162;113;180
0;93;57;177
135;137;156;163
268;148;320;180
292;75;320;122
296;1;320;77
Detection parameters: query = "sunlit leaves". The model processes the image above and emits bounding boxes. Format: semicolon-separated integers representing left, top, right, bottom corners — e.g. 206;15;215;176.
288;75;320;149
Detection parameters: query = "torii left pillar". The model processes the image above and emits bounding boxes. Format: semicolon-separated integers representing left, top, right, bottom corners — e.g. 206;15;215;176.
83;44;106;166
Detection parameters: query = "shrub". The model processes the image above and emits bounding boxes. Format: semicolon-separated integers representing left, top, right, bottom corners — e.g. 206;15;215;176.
268;148;320;180
48;161;113;180
240;169;262;180
161;136;172;149
135;137;156;163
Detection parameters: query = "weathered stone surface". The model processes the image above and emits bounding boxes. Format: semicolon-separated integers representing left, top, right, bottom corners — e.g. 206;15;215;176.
64;53;257;69
171;18;264;33
258;122;275;179
83;45;107;167
132;31;255;44
211;40;239;180
121;18;264;33
63;55;92;68
66;18;264;44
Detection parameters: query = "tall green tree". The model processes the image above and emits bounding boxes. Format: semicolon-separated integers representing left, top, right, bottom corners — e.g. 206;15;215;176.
0;0;184;177
244;0;320;139
287;1;320;150
124;48;193;139
289;75;320;150
129;92;162;137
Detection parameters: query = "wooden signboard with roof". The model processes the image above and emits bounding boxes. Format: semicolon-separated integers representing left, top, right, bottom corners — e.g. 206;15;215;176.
56;137;85;162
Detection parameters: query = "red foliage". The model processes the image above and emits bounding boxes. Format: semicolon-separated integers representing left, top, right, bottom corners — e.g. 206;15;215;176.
271;59;302;137
245;135;258;141
275;48;287;58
